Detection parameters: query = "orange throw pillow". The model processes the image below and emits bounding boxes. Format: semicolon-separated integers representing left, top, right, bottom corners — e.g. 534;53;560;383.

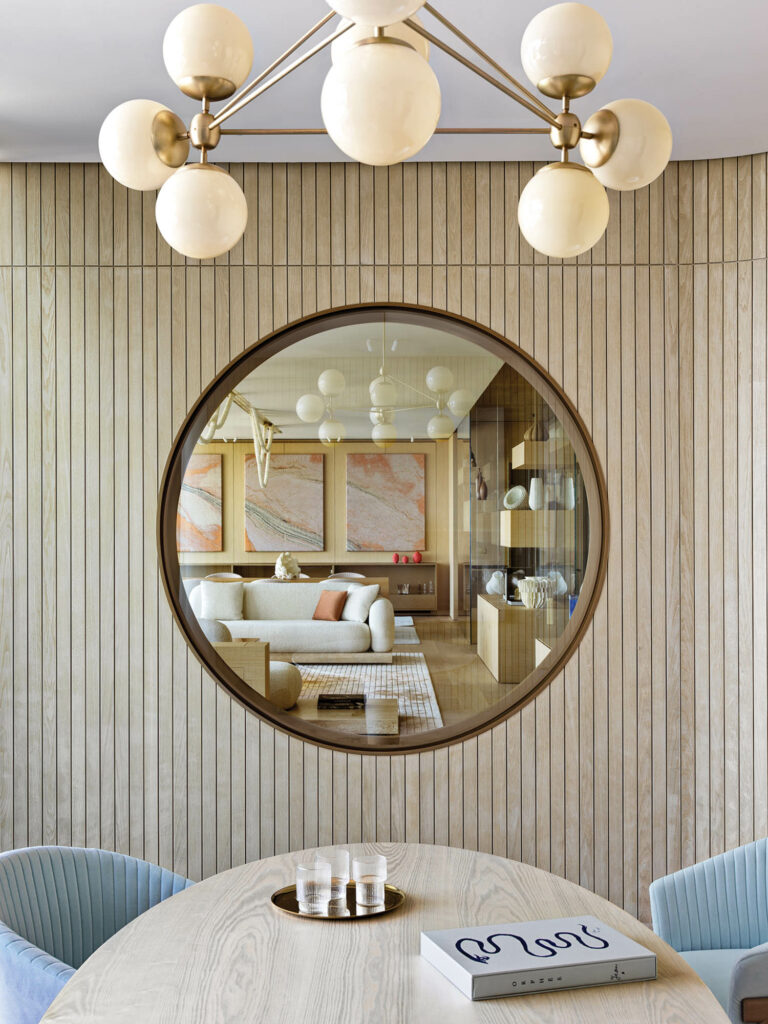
312;589;347;621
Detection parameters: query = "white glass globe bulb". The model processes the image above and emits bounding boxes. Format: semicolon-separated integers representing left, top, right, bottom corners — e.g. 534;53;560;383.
319;418;346;445
520;3;612;93
163;4;253;99
296;393;325;423
517;163;608;259
372;422;398;447
327;0;424;26
155;163;247;260
369;376;398;407
99;100;183;191
580;99;673;191
447;388;473;418
427;413;454;440
331;16;429;63
321;42;440;166
317;369;346;397
425;365;454;393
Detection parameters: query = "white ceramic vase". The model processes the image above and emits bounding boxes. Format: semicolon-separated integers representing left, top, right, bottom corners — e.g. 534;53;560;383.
528;477;544;510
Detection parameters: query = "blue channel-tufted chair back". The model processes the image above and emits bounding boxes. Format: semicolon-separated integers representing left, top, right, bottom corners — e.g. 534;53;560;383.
0;846;193;970
650;836;768;952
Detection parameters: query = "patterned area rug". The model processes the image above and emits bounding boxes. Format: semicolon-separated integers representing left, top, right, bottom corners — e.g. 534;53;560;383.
294;653;443;734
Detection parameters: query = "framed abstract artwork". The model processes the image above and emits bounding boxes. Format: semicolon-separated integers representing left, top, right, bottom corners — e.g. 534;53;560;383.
346;452;426;551
244;453;325;551
176;453;223;552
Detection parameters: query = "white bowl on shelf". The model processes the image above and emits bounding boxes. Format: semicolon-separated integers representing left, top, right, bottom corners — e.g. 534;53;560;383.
503;485;527;510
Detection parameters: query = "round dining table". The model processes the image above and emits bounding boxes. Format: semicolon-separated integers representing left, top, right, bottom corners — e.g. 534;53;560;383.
42;843;727;1023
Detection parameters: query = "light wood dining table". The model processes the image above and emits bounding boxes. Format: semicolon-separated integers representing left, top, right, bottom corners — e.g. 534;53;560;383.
42;843;728;1023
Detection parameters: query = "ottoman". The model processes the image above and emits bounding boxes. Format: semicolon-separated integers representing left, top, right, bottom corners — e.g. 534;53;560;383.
269;662;302;710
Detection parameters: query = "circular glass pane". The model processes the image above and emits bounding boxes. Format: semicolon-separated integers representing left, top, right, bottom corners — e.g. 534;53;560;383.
158;306;608;752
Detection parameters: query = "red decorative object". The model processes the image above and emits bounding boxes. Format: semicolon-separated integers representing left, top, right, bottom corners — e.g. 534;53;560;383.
402;555;409;564
392;553;400;563
413;551;422;564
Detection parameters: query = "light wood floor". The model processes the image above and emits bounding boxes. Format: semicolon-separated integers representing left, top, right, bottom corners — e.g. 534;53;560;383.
407;616;512;726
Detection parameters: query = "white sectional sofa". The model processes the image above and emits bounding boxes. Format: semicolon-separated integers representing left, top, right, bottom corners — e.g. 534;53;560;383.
185;578;395;655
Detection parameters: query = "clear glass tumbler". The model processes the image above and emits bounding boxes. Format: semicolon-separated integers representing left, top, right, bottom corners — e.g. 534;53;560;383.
296;857;331;915
328;848;350;903
352;854;387;907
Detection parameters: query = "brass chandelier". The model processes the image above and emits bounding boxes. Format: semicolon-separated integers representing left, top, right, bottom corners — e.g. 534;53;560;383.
99;1;673;261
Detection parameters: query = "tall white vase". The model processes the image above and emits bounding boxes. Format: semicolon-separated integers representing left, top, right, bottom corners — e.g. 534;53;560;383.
528;477;544;510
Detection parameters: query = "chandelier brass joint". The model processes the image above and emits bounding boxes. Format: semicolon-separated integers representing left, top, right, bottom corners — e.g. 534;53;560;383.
579;108;620;168
352;34;416;50
177;75;238;102
536;74;597;100
151;109;190;169
549;111;581;150
189;111;221;151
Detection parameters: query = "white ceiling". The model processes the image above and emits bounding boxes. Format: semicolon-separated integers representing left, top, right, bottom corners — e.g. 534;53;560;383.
206;320;502;440
2;1;765;163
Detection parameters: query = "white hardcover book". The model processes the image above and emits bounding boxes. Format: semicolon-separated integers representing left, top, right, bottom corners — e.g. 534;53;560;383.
420;915;657;1001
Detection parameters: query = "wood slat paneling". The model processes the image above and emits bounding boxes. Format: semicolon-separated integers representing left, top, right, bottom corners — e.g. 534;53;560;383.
0;156;766;926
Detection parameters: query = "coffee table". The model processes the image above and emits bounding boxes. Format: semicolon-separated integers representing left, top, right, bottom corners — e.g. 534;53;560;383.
41;843;727;1023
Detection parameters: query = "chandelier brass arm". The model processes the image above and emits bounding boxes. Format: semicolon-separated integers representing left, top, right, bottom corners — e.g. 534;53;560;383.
403;17;560;129
421;3;556;122
208;20;353;130
218;126;552;135
213;11;337;123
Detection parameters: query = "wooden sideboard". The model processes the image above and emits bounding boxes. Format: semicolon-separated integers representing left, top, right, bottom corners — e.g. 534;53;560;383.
477;594;569;684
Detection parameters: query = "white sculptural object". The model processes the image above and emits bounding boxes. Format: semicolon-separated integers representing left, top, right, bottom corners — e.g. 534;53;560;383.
275;552;300;580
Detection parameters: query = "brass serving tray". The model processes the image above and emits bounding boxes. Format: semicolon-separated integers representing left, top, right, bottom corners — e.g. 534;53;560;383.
270;881;405;920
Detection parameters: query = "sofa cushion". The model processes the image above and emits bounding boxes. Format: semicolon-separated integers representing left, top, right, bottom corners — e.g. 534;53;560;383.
200;580;243;621
679;948;747;1013
243;580;350;621
342;583;380;623
313;590;347;621
221;619;371;653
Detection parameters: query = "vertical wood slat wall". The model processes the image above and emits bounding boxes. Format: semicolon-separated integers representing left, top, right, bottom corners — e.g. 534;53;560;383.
0;155;766;924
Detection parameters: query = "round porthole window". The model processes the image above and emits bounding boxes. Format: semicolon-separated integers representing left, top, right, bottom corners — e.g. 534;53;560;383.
158;304;608;752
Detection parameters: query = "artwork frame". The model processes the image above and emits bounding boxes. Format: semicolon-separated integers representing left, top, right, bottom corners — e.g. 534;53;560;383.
346;452;426;552
176;452;224;553
244;452;325;552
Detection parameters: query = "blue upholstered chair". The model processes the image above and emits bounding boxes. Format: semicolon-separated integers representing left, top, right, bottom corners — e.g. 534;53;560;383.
0;846;193;1024
650;837;768;1023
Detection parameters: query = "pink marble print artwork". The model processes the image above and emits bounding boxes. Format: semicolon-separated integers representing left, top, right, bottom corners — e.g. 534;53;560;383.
346;453;426;551
245;453;324;552
176;453;223;552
